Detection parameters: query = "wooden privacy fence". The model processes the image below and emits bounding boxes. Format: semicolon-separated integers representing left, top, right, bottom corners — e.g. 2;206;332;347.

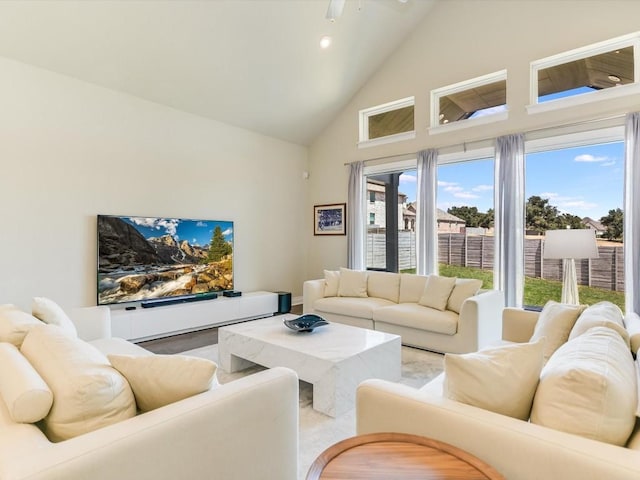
366;232;624;292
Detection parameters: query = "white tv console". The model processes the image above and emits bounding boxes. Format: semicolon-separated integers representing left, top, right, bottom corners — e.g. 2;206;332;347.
109;291;278;342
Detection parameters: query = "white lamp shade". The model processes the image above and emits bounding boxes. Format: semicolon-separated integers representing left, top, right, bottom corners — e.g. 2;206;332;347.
543;229;599;260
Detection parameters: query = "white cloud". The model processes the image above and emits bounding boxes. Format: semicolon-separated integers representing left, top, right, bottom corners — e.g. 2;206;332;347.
574;154;608;163
196;221;208;227
438;180;458;187
454;192;480;199
539;192;559;199
399;173;416;183
560;200;598;210
601;161;615;167
472;184;493;192
129;217;180;237
222;228;233;237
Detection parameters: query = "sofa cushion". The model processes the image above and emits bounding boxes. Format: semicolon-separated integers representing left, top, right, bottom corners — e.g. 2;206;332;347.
373;303;458;335
446;278;483;314
569;301;629;347
108;354;217;412
398;274;428;304
32;297;78;337
0;342;53;423
323;270;340;297
530;326;637;446
367;271;400;304
314;296;394;320
418;275;457;311
338;268;368;298
443;338;544;420
20;325;136;442
0;306;43;347
529;300;586;362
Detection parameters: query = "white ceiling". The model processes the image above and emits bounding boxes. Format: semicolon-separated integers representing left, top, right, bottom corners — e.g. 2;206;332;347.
0;0;437;145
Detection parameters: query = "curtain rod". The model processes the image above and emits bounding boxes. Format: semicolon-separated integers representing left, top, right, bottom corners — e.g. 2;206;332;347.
343;113;627;166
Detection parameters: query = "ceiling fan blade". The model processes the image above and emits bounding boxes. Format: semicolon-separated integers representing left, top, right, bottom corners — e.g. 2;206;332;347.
326;0;346;21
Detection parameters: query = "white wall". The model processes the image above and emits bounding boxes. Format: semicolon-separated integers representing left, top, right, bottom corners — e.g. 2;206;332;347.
0;57;308;311
307;0;640;279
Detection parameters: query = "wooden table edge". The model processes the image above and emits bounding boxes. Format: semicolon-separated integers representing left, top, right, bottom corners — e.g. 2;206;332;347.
306;432;505;480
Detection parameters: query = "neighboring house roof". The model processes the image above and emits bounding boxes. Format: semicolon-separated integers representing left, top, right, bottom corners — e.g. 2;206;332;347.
402;204;465;223
437;208;465;224
582;217;605;232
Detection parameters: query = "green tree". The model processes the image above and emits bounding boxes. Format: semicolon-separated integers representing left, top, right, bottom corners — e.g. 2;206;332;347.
600;208;623;240
526;195;560;233
207;226;232;262
557;213;584;230
479;208;494;228
448;206;482;227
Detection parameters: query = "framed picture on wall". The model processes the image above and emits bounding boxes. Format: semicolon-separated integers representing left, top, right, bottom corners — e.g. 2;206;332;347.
314;203;346;236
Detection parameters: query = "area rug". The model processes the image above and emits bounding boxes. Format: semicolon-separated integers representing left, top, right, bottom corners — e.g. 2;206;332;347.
181;344;444;480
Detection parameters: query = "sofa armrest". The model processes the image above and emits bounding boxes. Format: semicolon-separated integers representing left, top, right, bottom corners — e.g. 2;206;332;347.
458;289;504;349
357;379;640;480
303;279;325;314
502;307;539;343
624;312;640;354
69;306;112;341
0;367;299;480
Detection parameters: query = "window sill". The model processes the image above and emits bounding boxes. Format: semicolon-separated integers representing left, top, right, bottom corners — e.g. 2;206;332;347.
428;111;508;135
358;131;416;149
527;83;640;115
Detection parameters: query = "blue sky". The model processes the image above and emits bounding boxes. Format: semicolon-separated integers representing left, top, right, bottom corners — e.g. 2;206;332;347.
398;141;624;221
122;217;234;247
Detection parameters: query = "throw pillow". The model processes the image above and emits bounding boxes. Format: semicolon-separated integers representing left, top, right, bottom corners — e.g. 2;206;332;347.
32;297;78;337
337;268;368;298
529;300;586;362
0;342;53;423
367;271;400;304
530;326;637;446
569;301;629;347
418;275;457;311
108;354;217;412
0;306;43;347
444;338;544;420
446;279;483;314
20;325;136;442
323;270;340;297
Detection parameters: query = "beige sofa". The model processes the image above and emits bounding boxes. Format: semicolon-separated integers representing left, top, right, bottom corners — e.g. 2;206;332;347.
0;305;299;480
356;303;640;480
303;269;504;353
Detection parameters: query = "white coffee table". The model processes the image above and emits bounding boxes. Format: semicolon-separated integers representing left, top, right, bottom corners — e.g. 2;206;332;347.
218;315;401;417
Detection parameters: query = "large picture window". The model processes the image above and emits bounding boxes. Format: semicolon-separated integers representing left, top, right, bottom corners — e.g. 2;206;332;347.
524;140;625;309
364;161;417;273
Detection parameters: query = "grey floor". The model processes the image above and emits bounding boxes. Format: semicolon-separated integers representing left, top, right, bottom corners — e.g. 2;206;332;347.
137;304;302;354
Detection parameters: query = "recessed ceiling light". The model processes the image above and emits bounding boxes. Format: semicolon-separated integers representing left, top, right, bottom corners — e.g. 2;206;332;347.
608;74;621;82
320;36;332;49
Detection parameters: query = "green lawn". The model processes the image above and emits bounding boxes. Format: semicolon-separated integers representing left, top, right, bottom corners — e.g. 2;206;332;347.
402;264;625;310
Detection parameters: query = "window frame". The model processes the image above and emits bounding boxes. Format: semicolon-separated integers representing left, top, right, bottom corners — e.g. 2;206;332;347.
528;32;640;115
429;70;508;134
358;96;416;149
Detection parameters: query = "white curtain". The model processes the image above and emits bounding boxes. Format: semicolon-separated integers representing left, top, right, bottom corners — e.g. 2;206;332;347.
416;149;438;275
347;161;366;270
494;134;525;307
624;113;640;314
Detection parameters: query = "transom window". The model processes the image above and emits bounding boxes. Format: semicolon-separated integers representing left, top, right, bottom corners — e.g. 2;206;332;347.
529;32;640;113
358;97;415;148
430;70;507;133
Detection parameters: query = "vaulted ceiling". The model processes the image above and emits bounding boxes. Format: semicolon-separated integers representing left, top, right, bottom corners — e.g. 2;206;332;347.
0;0;437;145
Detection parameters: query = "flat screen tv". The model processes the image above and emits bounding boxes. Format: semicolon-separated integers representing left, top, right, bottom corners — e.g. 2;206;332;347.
97;215;234;306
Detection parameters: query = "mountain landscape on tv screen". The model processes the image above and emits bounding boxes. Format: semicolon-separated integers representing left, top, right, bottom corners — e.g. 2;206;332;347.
97;216;233;305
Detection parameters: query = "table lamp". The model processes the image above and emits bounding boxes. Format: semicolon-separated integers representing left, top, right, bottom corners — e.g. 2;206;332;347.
543;229;599;305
